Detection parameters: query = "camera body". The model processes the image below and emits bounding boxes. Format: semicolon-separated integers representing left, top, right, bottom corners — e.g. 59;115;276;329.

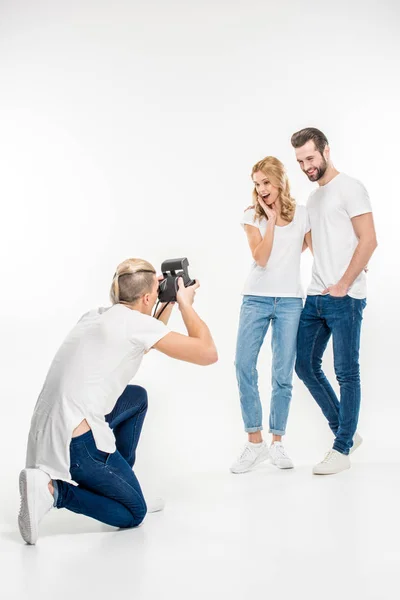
158;257;196;303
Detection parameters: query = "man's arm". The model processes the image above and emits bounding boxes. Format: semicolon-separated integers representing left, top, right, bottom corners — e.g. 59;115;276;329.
302;231;313;254
322;212;378;296
152;279;218;366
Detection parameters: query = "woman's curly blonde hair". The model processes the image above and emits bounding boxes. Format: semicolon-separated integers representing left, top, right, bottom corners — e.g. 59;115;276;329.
250;156;296;223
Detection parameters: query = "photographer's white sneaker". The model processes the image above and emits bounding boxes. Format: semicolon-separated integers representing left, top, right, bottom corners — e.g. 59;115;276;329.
18;468;54;545
230;441;270;474
269;442;294;469
313;449;350;475
147;497;165;513
350;432;363;454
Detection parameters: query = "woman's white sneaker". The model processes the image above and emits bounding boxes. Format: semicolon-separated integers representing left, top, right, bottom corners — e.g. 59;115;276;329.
313;449;351;475
230;441;270;474
18;468;54;545
269;442;294;469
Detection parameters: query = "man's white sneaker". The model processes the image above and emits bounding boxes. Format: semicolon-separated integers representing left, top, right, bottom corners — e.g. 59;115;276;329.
350;432;363;454
269;442;294;469
230;441;270;474
313;449;351;475
18;468;54;545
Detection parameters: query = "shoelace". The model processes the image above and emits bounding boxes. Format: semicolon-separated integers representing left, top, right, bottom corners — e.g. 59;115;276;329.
321;450;336;463
272;444;289;459
238;443;264;462
238;446;253;461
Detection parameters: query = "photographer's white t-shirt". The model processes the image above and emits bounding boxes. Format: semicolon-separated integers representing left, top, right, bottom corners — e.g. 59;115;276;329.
241;204;310;298
26;304;169;483
307;173;372;299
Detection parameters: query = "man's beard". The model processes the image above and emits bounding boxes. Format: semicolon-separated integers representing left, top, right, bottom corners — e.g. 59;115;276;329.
306;157;328;182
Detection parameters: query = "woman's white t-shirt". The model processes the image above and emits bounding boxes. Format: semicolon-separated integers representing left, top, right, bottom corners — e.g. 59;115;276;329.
25;304;169;483
241;204;310;298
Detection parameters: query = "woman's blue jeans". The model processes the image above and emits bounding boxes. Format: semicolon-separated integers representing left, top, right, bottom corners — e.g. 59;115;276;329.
235;296;303;435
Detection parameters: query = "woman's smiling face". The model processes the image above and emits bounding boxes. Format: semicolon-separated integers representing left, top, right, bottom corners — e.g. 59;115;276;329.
252;170;279;205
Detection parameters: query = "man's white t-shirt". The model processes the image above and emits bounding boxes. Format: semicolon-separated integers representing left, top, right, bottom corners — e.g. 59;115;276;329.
307;172;373;299
241;204;310;298
26;304;169;483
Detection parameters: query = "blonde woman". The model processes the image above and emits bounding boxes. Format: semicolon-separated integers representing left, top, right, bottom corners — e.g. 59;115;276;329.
18;258;217;544
231;157;312;474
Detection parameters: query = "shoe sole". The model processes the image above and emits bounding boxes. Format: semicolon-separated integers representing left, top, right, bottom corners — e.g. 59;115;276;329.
18;469;37;545
313;464;351;475
230;449;270;474
271;460;294;470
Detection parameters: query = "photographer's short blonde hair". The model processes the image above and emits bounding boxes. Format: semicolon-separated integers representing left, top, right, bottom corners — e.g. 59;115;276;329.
110;258;156;305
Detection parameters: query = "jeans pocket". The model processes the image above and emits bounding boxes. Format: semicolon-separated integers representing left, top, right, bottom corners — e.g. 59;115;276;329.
327;293;349;299
84;444;111;466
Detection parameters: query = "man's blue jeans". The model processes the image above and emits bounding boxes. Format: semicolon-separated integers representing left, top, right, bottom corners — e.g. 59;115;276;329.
235;296;303;435
295;295;366;455
53;385;148;528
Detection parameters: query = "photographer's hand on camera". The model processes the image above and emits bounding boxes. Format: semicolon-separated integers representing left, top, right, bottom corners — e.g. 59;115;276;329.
176;277;200;309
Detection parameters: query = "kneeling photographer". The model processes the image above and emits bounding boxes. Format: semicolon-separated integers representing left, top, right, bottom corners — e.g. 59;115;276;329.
18;257;217;545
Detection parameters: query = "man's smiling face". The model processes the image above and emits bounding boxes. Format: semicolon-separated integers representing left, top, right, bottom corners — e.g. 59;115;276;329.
295;140;329;182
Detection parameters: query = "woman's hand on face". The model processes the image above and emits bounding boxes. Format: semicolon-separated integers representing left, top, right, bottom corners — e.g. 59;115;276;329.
257;195;277;222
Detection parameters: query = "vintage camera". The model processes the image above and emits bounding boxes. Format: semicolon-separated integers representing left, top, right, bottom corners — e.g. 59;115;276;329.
158;257;196;303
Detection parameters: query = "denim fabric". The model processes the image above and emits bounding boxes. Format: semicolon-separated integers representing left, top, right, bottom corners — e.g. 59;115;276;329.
235;295;303;435
54;385;148;528
295;295;366;455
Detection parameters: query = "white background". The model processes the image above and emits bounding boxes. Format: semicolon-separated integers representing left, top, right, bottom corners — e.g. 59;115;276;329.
0;0;399;527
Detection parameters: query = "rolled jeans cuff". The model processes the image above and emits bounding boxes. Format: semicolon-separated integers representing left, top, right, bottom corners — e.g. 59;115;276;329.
269;428;286;436
245;426;263;433
333;443;350;456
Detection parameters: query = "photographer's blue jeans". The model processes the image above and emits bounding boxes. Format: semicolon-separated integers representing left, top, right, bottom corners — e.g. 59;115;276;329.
235;296;303;435
295;295;366;455
53;385;148;528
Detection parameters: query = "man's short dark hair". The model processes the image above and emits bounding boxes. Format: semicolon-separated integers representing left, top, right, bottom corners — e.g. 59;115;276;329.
291;128;329;155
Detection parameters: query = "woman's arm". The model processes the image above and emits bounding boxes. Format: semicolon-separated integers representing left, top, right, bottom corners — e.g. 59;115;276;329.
245;223;275;268
244;196;277;268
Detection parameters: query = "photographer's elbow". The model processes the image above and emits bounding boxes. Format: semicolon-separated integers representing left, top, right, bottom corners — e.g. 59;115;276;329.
208;349;218;365
201;347;218;366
